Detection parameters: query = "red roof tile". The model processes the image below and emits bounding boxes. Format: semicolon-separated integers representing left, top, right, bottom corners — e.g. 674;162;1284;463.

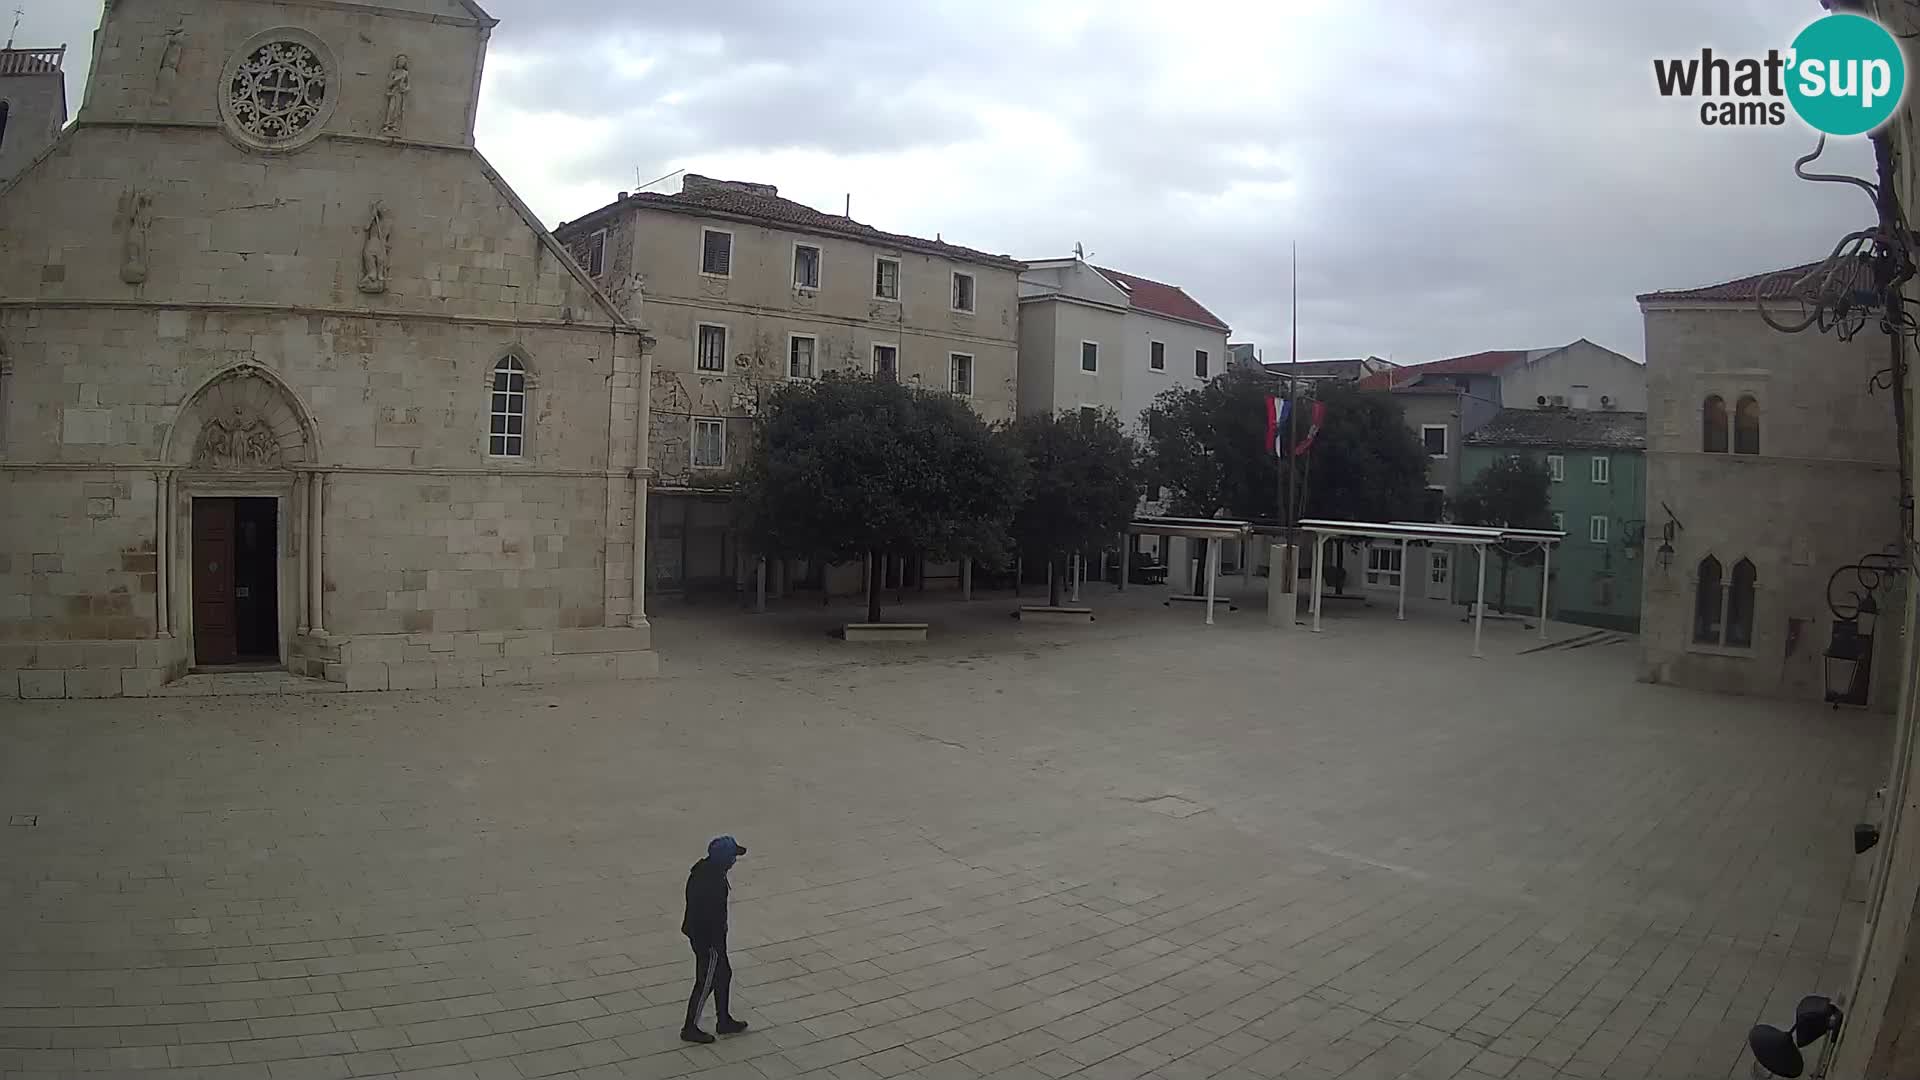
1356;349;1527;390
1635;259;1870;303
560;176;1021;270
1091;266;1230;331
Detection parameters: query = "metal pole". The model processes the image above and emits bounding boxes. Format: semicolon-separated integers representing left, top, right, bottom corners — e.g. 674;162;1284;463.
1204;536;1220;625
1311;532;1324;633
1473;544;1488;658
1538;543;1551;640
962;559;972;601
1119;532;1130;591
755;556;767;613
1397;538;1407;621
1071;554;1082;603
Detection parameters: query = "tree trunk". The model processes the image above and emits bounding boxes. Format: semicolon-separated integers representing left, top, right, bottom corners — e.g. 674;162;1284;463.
1048;551;1064;607
867;548;884;624
1333;543;1347;596
1496;555;1511;614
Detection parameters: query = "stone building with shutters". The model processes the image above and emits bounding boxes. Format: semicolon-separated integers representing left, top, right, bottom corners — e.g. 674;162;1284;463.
1636;263;1902;706
553;176;1021;598
0;0;657;698
0;45;69;185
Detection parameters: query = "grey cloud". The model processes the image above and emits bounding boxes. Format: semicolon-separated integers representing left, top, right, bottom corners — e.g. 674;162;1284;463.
43;0;1891;364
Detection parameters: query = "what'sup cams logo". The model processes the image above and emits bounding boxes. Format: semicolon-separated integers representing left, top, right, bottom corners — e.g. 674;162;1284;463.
1654;12;1907;135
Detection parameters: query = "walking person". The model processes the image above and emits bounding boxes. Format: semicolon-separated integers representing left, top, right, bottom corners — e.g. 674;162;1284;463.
681;835;749;1043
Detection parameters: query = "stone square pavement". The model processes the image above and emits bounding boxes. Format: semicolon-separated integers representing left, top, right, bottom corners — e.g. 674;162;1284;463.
0;588;1893;1079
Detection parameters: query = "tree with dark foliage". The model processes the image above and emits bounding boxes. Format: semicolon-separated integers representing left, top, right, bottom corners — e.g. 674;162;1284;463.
1005;408;1142;606
736;374;1027;624
1450;455;1553;613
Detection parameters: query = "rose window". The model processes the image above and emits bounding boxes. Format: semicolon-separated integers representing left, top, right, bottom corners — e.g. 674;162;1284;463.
226;41;328;145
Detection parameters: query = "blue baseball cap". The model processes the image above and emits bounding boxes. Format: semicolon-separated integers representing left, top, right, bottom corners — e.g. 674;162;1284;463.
708;835;747;860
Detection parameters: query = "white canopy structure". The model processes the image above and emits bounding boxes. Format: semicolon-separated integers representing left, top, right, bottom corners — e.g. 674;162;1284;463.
1300;519;1565;657
1123;516;1253;625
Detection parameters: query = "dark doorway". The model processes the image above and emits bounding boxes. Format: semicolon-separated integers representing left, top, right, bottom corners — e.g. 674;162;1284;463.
192;497;279;666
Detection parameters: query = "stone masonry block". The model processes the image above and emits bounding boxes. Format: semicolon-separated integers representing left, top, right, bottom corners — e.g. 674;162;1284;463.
481;660;531;686
434;660;481;689
120;668;155;697
342;663;389;692
64;668;121;699
504;631;553;657
386;663;435;691
551;627;651;655
616;650;660;680
85;643;140;669
0;671;19;699
19;670;65;699
453;636;503;661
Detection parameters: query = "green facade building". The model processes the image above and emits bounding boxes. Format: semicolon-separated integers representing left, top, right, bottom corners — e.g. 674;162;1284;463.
1455;409;1647;632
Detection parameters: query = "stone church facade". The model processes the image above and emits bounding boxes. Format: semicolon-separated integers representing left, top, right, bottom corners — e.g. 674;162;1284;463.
0;0;657;698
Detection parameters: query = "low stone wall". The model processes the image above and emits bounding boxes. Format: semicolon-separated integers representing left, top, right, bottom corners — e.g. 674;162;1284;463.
289;625;657;690
0;637;191;699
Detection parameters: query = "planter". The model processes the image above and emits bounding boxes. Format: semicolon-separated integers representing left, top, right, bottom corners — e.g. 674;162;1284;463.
842;622;929;643
1017;606;1095;624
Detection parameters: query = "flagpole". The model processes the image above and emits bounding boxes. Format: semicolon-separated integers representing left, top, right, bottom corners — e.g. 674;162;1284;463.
1284;244;1298;543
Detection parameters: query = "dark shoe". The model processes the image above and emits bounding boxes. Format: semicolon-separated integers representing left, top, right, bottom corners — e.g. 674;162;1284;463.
680;1027;715;1044
716;1018;748;1035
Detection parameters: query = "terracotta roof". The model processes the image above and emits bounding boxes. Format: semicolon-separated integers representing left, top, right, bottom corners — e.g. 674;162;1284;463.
1091;266;1230;331
1465;409;1648;452
560;176;1022;270
1358;349;1526;390
1635;258;1875;303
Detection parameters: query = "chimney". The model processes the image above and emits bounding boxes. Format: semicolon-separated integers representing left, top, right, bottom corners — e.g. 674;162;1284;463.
617;191;629;201
682;174;777;198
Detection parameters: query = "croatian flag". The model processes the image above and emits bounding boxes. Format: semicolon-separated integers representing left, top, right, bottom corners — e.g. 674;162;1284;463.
1265;396;1290;458
1293;401;1327;455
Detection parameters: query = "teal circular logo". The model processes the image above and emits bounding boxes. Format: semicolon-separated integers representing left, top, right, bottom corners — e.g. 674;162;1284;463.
1787;14;1907;136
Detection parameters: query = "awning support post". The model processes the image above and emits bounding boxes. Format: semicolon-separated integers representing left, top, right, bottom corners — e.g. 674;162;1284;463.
1396;538;1408;621
1473;544;1488;658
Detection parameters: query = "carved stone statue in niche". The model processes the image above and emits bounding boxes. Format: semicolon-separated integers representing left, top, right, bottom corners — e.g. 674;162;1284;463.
119;188;153;285
192;412;282;470
381;54;410;135
359;200;391;294
153;22;186;106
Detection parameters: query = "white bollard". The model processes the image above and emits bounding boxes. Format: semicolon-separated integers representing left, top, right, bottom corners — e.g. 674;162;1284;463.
1267;544;1298;628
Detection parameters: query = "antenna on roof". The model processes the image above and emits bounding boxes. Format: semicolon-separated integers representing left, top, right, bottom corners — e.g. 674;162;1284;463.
6;8;21;49
844;193;850;218
1072;241;1085;261
636;167;685;193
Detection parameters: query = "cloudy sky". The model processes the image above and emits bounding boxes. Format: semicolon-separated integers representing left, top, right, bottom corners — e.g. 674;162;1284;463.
36;0;1880;363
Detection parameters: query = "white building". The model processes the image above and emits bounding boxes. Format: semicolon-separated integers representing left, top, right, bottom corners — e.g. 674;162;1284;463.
1017;256;1231;429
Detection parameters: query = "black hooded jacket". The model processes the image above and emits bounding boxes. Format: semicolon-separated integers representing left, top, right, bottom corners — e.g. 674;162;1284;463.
681;858;729;945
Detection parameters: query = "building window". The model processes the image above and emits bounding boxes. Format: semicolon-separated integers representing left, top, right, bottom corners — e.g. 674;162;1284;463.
1703;395;1728;453
489;355;527;458
793;243;821;290
1594;575;1615;607
691;417;725;469
1727;558;1757;646
1571;384;1591;410
1547;454;1564;481
1588;515;1608;544
874;257;900;301
1195;349;1210;377
951;271;975;313
1365;545;1403;587
701;228;733;277
1150;341;1165;371
1421;425;1448;458
1734;395;1760;455
1590;456;1610;484
949;353;974;396
1421;486;1445;522
1693;554;1757;648
696;323;727;373
1552;511;1565;532
788;334;815;379
1081;341;1099;373
580;229;606;278
872;343;898;381
1079;405;1101;425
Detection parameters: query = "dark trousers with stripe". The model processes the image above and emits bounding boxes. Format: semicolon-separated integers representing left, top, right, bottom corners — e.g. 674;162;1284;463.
684;939;732;1031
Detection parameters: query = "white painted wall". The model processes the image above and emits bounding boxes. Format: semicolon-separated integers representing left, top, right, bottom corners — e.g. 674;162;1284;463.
1502;340;1647;412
